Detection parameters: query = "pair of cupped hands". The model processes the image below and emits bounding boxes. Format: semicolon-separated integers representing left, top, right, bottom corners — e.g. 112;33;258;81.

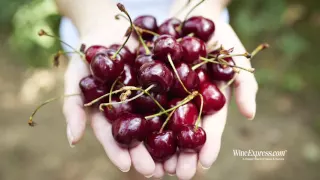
63;19;258;180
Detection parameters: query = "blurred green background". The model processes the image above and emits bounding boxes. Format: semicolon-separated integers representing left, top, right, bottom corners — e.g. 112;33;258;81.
0;0;319;179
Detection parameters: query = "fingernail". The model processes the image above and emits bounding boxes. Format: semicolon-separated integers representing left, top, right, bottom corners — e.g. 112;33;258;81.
168;173;175;176
67;125;75;148
119;167;130;173
200;163;210;170
144;174;153;178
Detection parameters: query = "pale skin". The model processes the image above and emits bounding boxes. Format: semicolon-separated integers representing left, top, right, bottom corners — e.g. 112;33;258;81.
55;0;258;179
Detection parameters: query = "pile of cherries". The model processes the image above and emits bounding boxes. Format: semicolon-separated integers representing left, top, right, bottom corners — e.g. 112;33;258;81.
77;3;240;162
31;2;261;163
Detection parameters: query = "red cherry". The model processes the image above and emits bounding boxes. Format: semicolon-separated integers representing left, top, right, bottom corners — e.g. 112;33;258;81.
170;63;199;97
134;54;154;70
158;18;182;39
179;36;207;65
90;49;124;84
109;44;135;65
118;64;138;87
195;68;210;85
196;82;226;115
79;75;108;104
209;57;236;81
132;91;167;114
137;61;173;93
112;113;147;148
145;131;177;162
133;15;158;41
182;16;215;42
85;45;108;63
103;97;134;123
176;125;206;152
145;116;164;135
153;35;183;64
167;99;198;133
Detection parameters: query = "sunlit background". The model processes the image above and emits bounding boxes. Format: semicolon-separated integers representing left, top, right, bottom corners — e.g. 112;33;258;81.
0;0;320;179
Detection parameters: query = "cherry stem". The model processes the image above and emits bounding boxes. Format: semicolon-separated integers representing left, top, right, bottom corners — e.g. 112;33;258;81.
112;4;133;59
197;56;255;73
38;29;84;58
250;43;270;59
28;93;80;127
145;91;198;119
167;54;191;94
108;77;120;109
194;93;204;130
159;109;176;133
221;73;238;91
174;0;192;17
84;87;130;106
99;85;154;111
176;33;194;42
179;0;205;30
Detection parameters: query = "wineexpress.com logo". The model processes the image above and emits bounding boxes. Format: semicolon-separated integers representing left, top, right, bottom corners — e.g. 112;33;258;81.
233;149;287;161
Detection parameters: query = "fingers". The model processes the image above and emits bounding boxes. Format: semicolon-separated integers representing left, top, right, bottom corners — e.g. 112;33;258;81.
199;87;230;168
91;111;131;172
63;55;90;145
176;152;198;180
129;143;155;177
153;163;165;179
163;153;178;175
214;22;258;120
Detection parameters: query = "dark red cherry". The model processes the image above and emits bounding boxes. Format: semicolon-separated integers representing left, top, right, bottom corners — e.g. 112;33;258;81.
79;75;108;104
135;41;154;56
133;91;168;114
196;82;226;115
109;44;135;65
182;16;215;42
180;36;207;65
133;15;158;41
195;68;210;85
170;63;199;97
176;125;206;152
145;116;164;135
103;97;134;123
112;113;147;148
153;35;182;64
134;54;154;70
118;64;138;87
145;131;177;162
158;18;182;39
209;57;236;81
90;49;124;84
167;99;198;132
85;45;108;63
137;61;173;93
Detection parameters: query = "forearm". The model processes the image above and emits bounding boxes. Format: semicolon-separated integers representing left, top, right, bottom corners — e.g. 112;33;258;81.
55;0;136;47
170;0;230;21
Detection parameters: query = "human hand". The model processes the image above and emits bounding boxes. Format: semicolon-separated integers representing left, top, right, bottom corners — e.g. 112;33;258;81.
150;21;258;180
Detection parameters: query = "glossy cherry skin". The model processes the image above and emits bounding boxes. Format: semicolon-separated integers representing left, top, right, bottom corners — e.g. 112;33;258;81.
109;44;135;65
167;99;198;132
90;49;124;84
195;68;210;85
179;36;207;65
196;82;226;115
145;131;177;162
134;54;154;70
112;113;147;148
176;125;206;152
158;18;182;39
85;45;108;63
119;64;138;87
209;57;236;81
133;15;158;41
153;35;183;64
170;63;199;97
182;16;215;42
79;75;108;104
103;97;134;123
145;116;164;135
137;61;173;93
132;91;168;114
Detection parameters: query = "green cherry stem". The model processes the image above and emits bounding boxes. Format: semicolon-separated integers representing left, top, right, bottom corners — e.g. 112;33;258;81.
167;54;191;94
108;77;120;108
159;110;176;133
28;93;81;126
174;0;192;17
194;93;204;130
198;57;255;73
